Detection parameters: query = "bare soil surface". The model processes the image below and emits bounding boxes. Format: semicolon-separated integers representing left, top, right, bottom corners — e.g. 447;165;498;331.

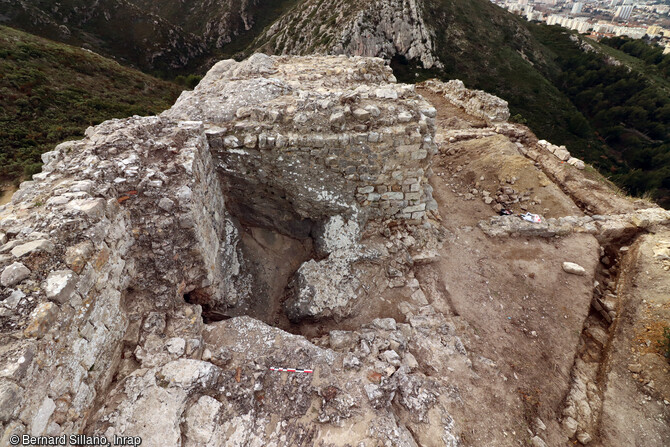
409;87;668;446
0;183;17;206
418;89;601;445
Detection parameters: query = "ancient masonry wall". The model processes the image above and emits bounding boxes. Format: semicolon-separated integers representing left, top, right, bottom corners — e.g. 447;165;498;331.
423;78;589;171
165;54;438;233
0;55;437;439
422;79;510;124
0;117;244;440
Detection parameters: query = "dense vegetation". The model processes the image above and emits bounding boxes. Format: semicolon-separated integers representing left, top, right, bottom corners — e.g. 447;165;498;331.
0;26;183;183
407;0;610;180
399;1;669;206
528;26;670;207
601;36;670;80
2;0;669;206
2;0;300;75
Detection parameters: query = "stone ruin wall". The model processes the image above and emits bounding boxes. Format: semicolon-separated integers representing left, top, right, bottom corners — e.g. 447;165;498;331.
422;79;511;124
4;54;669;446
0;55;438;441
165;55;439;236
0;116;251;439
422;79;591;171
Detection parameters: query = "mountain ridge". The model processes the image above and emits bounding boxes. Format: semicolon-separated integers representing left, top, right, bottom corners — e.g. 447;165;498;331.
1;0;668;205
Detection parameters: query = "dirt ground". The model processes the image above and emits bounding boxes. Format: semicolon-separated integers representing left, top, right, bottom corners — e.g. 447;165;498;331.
0;183;17;206
398;88;667;446
231;86;670;446
415;88;598;445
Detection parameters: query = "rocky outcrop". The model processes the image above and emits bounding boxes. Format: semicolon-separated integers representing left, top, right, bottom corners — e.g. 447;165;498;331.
4;0;441;72
255;0;441;69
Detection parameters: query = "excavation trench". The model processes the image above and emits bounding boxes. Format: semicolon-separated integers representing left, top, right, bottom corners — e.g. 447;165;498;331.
560;232;647;443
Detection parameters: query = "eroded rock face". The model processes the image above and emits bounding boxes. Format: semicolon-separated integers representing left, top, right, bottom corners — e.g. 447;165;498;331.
256;0;441;70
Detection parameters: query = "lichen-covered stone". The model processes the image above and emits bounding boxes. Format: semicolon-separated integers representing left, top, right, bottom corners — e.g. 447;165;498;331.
44;270;78;304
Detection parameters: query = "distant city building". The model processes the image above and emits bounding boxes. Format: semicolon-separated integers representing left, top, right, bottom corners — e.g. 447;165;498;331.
493;0;665;43
614;26;647;39
594;22;615;34
615;5;634;20
647;25;663;36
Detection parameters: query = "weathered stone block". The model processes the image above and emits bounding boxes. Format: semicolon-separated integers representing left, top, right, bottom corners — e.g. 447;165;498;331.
411;150;428;160
45;270;78;304
0;380;22;422
24;302;59;338
382;192;404;201
31;397;56;436
403;203;426;213
11;239;55;258
1;262;31;287
353;108;370;121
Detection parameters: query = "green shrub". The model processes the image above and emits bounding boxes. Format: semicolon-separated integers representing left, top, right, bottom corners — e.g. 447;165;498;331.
510;114;527;124
0;25;182;186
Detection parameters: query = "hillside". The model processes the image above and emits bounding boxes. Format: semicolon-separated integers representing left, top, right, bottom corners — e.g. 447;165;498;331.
245;0;668;205
2;0;668;205
0;25;183;184
1;0;205;73
246;1;606;173
527;26;670;208
0;0;298;74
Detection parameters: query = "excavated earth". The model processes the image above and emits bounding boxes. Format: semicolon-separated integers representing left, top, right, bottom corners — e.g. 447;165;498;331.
0;55;669;447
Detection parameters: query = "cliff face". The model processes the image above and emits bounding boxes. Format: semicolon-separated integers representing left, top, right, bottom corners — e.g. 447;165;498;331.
1;0;538;75
1;56;669;447
254;0;441;69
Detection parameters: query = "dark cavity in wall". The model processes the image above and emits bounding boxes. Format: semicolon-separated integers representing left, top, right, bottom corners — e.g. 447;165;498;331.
183;288;231;324
183;224;315;329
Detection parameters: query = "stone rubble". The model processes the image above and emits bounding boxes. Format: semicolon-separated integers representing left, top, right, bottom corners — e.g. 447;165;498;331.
422;79;510;124
478;208;670;244
537;140;585;169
